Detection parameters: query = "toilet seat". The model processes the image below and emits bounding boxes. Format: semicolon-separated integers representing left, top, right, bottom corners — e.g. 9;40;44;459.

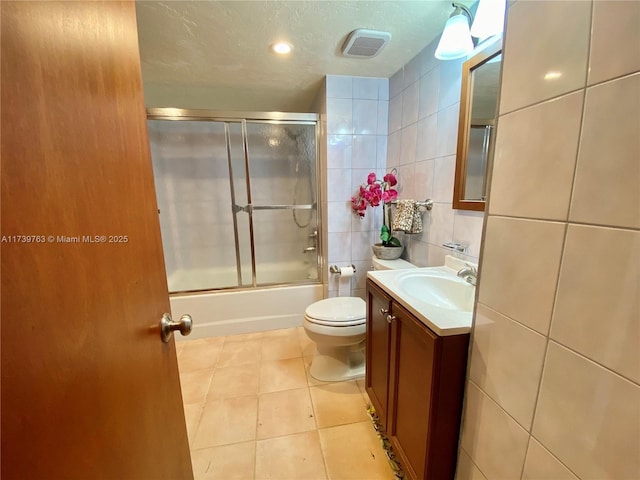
304;297;365;327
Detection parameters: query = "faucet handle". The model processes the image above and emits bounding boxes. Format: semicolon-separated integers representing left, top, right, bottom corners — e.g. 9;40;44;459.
464;263;478;273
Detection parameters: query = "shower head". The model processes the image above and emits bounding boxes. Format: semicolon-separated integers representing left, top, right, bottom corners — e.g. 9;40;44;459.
283;127;301;141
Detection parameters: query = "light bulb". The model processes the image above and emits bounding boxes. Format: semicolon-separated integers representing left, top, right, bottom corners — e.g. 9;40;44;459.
470;0;506;39
435;14;474;60
270;42;292;55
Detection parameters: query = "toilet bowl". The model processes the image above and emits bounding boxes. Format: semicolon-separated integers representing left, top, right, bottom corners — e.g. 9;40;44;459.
303;257;417;382
304;297;366;382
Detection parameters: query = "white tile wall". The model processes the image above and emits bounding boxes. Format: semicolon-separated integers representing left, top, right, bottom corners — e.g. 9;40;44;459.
326;98;352;135
459;2;640;479
352;136;377;170
532;343;640;479
550;225;640;384
478;216;565;335
456;450;489;480
489;91;584;221
469;304;546;429
353;99;378;135
401;81;420;126
353;77;379;100
569;72;640;229
588;0;640;85
324;75;389;298
521;439;578;480
399;123;417;165
460;382;530;479
386;37;485;268
498;0;591;114
326;76;352;99
415;115;437;161
419;69;439;119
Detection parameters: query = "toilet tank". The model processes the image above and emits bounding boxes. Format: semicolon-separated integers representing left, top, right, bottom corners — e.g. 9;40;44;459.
371;256;417;271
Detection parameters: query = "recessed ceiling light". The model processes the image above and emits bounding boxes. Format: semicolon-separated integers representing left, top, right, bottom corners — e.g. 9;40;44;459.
270;42;293;55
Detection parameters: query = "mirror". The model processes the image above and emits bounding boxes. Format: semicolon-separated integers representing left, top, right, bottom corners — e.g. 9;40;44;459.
453;42;502;211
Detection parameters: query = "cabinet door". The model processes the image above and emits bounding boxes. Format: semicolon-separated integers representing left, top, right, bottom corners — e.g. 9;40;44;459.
388;301;437;480
366;281;393;429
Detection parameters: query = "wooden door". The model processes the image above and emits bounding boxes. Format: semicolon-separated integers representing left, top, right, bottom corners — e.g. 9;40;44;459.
1;2;193;479
365;281;393;429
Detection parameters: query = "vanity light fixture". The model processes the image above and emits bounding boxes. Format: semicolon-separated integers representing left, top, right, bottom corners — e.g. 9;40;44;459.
435;3;474;60
270;42;293;55
470;0;506;39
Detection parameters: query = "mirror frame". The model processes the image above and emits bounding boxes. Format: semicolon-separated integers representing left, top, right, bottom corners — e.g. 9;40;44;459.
453;42;502;212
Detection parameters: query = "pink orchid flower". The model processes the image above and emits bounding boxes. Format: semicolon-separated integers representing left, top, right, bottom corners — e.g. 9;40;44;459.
352;169;400;247
383;172;397;187
351;169;399;221
382;189;398;203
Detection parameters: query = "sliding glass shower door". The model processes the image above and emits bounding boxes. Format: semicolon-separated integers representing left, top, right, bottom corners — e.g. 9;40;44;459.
147;110;320;293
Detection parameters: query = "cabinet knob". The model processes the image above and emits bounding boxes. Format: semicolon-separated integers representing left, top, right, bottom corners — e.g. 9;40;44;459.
386;314;396;324
380;308;389;316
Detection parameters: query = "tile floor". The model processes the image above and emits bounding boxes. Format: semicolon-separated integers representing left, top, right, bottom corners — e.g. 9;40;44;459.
176;327;396;480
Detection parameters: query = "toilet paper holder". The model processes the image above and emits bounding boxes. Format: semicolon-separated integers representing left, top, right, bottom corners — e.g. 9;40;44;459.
329;264;356;274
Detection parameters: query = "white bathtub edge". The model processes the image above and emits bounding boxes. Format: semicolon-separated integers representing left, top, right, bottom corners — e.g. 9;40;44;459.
171;284;323;340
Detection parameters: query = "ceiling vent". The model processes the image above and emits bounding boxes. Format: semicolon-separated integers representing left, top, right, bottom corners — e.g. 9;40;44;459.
341;29;391;58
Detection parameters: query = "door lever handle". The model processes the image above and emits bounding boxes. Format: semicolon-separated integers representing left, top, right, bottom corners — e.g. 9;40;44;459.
160;313;192;343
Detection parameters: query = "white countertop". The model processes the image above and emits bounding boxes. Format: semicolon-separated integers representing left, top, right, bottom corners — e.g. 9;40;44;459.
367;256;475;336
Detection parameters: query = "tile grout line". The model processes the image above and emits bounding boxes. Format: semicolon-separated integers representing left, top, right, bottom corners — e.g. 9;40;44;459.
183;327;393;479
527;432;582;480
309;384;331;480
179;337;222;466
253;336;264;480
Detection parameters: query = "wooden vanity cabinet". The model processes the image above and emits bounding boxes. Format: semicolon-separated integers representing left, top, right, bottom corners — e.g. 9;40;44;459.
366;279;470;480
365;281;393;429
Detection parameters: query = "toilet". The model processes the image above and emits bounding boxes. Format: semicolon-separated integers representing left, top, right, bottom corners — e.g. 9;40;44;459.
303;256;416;381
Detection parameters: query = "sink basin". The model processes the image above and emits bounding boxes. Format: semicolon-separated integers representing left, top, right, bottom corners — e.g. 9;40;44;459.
396;271;475;312
367;257;478;335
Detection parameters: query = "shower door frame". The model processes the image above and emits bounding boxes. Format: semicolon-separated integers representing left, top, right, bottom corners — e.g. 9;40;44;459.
146;108;324;294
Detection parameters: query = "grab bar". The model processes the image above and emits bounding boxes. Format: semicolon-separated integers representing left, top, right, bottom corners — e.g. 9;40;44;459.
233;203;315;214
389;199;434;211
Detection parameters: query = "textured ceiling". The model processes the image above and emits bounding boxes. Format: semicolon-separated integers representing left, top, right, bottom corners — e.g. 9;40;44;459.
135;1;465;112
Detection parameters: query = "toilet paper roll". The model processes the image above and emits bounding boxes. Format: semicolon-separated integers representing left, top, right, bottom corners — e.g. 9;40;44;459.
337;266;354;297
339;266;355;277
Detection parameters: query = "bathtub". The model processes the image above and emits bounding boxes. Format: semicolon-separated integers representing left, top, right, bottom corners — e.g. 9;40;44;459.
170;283;324;340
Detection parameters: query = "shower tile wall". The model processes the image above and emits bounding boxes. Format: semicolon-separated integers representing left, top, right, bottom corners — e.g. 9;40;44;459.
386;38;485;268
323;75;389;299
457;1;640;479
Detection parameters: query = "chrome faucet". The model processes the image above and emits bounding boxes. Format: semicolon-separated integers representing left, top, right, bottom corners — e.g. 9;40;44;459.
457;264;478;286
